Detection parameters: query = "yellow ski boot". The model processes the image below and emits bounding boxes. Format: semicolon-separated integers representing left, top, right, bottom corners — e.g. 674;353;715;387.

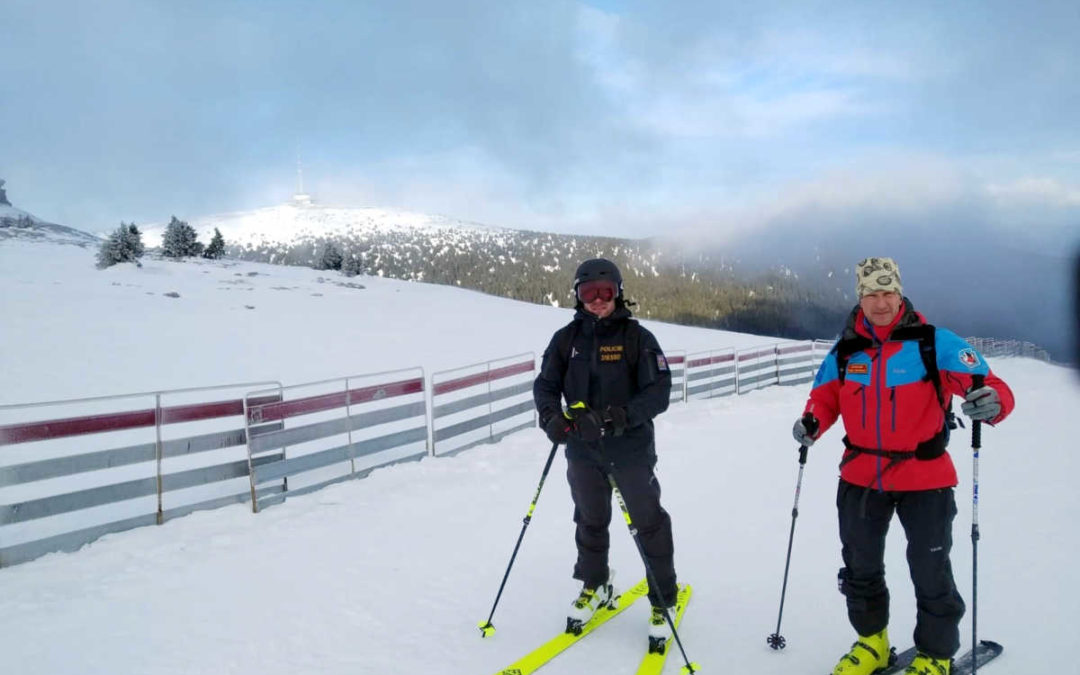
832;629;893;675
905;652;951;675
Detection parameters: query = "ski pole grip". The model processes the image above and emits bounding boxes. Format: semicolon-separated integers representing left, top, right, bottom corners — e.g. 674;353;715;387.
971;374;985;449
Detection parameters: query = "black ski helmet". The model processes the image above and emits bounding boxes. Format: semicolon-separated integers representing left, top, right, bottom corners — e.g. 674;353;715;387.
573;258;623;297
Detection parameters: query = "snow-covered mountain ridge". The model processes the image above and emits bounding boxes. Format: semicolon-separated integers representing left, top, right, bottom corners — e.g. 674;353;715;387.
0;203;100;247
139;203;507;249
131;202;833;340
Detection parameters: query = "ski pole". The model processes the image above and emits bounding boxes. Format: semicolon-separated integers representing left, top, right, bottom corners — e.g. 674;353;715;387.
767;442;809;650
478;441;560;638
970;374;985;673
596;439;700;675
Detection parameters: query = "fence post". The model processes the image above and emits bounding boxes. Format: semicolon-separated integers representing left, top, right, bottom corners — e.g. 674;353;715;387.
243;393;260;514
734;350;741;396
345;377;356;475
155;393;164;525
487;362;495;442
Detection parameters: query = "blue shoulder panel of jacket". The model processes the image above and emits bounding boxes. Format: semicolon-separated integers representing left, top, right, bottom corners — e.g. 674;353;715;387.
934;327;990;376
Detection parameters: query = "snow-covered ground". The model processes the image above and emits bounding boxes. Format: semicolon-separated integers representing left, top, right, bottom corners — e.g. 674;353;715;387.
0;241;776;406
1;240;1077;674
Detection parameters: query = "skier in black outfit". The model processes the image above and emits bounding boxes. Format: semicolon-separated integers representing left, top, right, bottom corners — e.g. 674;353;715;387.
533;258;678;643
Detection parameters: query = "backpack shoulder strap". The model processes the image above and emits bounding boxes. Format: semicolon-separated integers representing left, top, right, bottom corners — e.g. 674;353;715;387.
627;319;643;380
892;324;944;406
556;321;578;365
834;334;873;384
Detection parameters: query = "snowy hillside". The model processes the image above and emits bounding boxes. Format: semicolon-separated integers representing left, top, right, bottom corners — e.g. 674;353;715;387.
0;240;769;406
1;239;1077;674
0;203;99;247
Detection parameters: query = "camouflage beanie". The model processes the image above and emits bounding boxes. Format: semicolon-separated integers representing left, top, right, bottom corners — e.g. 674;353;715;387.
855;257;903;297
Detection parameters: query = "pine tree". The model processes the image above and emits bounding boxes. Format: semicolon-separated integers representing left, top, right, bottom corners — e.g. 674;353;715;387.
96;221;145;269
126;223;145;259
342;253;365;277
203;227;226;259
0;179;9;206
318;243;343;270
161;216;201;258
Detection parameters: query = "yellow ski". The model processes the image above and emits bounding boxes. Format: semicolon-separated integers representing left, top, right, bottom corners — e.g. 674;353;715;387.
493;578;650;675
636;584;697;675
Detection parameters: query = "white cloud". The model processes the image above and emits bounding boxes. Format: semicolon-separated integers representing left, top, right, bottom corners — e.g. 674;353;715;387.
986;177;1080;207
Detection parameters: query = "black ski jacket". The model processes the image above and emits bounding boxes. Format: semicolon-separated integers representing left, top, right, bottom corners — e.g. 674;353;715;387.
533;305;672;467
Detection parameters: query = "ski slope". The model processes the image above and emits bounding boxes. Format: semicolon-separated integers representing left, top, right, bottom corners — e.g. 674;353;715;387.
0;241;1077;674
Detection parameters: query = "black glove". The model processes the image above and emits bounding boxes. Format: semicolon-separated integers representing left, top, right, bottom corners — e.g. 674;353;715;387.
603;405;628;437
566;402;605;442
543;413;572;445
792;413;820;447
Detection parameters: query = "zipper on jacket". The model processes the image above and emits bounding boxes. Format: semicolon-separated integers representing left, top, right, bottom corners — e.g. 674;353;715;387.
873;348;886;492
890;388;897;432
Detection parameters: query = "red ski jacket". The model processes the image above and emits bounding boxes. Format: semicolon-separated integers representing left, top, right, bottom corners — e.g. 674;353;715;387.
804;301;1014;491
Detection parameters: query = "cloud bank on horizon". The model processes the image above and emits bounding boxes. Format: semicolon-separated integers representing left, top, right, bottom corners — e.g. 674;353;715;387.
1;0;1077;243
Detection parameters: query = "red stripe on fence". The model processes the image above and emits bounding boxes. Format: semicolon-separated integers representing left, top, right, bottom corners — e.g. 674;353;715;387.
159;399;244;425
0;409;157;445
667;355;685;365
776;344;812;356
249;378;423;423
738;348;774;362
348;378;424;405
687;353;735;369
433;360;534;396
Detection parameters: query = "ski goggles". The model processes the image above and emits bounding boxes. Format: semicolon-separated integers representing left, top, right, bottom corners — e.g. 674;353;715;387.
576;279;618;304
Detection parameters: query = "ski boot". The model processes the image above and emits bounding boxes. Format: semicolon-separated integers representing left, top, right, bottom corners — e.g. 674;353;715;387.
831;628;894;675
565;571;615;635
904;652;951;675
647;603;675;654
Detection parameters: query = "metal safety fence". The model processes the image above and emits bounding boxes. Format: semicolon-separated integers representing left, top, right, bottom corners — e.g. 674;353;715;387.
684;349;737;401
0;338;845;568
0;381;279;567
430;353;535;457
244;368;428;512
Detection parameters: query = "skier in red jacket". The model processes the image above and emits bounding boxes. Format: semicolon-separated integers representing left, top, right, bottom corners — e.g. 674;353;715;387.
793;257;1014;675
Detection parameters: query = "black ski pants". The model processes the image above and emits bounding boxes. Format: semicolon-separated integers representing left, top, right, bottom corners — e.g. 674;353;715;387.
566;458;677;608
836;480;966;659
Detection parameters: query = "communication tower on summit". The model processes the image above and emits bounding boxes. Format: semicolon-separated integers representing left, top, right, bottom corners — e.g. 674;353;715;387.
292;155;312;206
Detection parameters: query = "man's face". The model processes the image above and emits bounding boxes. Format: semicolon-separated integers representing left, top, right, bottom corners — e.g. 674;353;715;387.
859;290;902;327
577;280;618;319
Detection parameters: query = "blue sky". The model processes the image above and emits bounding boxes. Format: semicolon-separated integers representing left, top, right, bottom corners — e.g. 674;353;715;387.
1;0;1077;241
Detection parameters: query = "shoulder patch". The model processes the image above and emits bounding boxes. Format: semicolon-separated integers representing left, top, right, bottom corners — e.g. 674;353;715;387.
656;352;670;372
847;363;869;375
958;348;980;369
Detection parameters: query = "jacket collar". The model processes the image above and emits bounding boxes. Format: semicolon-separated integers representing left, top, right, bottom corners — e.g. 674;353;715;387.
574;303;632;336
844;296;925;343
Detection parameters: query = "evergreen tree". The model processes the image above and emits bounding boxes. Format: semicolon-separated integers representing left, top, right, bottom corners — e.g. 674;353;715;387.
203;227;226;259
161;216;201;258
342;253;365;277
96;221;145;269
318;243;343;270
126;223;145;259
0;179;9;206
